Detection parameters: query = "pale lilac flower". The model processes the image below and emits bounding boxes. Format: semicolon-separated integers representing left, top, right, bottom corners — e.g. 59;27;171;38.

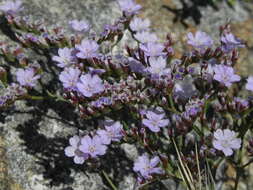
130;17;150;32
59;67;81;90
174;75;197;100
213;65;240;87
118;0;142;16
221;33;244;53
75;39;99;59
52;47;76;68
16;68;40;87
146;56;171;76
128;58;146;73
133;154;164;179
69;20;90;32
97;121;123;145
142;110;169;132
64;135;88;164
77;73;105;97
140;42;165;57
213;129;241;156
246;76;253;92
79;135;107;158
134;31;158;44
0;0;23;14
187;31;213;49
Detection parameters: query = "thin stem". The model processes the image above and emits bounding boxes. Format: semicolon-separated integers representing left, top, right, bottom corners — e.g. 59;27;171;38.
102;170;118;190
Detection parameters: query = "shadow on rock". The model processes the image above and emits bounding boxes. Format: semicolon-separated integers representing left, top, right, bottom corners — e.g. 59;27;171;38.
162;0;219;27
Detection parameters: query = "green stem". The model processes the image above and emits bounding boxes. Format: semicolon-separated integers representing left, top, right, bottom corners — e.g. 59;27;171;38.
102;170;118;190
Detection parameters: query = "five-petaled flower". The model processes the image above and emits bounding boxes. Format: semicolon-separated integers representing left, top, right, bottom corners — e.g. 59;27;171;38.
0;0;23;14
77;73;105;97
52;47;76;68
118;0;142;16
246;76;253;92
187;31;213;49
16;68;40;87
213;129;241;156
140;42;165;57
79;135;107;158
59;67;81;90
133;154;164;179
142;110;170;132
97;121;123;145
69;19;90;32
134;31;158;44
221;33;244;53
213;65;240;87
75;39;99;59
64;135;89;164
146;56;170;77
130;17;150;32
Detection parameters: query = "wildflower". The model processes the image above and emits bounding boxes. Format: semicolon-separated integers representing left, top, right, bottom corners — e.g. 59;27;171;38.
246;76;253;92
133;154;164;179
64;135;88;164
130;17;150;32
77;73;105;97
69;19;90;32
187;31;213;49
213;65;240;87
134;31;158;44
79;135;107;158
142;110;169;132
213;129;241;156
59;67;81;90
97;121;123;145
16;68;40;87
75;39;99;59
140;42;165;57
52;47;76;68
118;0;142;16
0;0;22;14
146;56;170;76
221;33;244;53
174;75;197;100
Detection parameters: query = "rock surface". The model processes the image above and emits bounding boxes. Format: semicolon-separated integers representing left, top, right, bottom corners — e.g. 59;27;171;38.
1;0;253;190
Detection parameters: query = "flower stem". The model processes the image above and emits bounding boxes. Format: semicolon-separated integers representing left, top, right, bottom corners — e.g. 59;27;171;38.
102;170;118;190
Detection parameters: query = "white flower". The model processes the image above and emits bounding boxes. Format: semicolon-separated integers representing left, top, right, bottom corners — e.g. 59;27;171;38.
130;17;150;32
213;129;241;156
134;31;158;44
146;56;170;76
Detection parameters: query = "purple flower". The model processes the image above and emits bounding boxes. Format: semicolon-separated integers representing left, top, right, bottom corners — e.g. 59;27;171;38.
69;20;90;32
146;56;171;76
142;110;169;132
118;0;142;16
75;39;99;59
97;121;123;145
133;154;164;179
213;129;241;156
221;33;244;53
79;135;107;158
59;67;81;90
128;58;146;73
174;75;197;100
187;31;213;49
52;47;76;68
16;68;40;87
246;76;253;92
64;135;88;164
77;73;105;97
213;65;240;87
140;42;165;57
0;0;23;14
130;17;150;32
134;31;158;44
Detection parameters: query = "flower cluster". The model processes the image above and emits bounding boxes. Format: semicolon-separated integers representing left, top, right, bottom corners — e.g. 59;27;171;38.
1;0;253;189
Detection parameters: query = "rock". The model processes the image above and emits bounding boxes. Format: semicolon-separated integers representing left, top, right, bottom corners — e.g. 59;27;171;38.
1;0;253;190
